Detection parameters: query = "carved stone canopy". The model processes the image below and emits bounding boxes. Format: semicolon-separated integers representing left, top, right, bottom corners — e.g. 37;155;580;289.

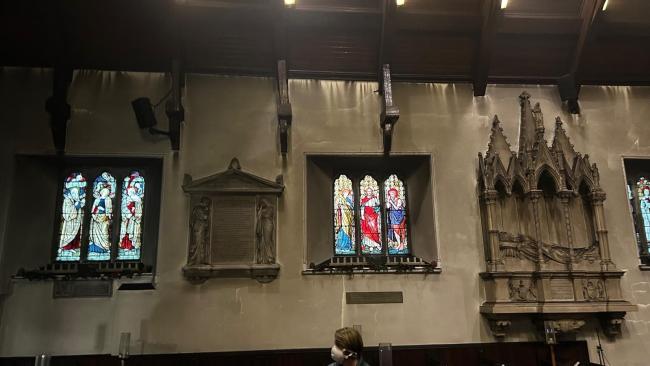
182;158;284;284
478;92;636;339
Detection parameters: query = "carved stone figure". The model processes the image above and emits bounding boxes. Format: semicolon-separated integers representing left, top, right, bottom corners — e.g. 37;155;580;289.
256;198;275;264
582;279;606;301
189;197;211;265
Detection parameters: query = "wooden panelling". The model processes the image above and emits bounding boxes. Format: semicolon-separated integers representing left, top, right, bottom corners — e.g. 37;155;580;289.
0;341;591;366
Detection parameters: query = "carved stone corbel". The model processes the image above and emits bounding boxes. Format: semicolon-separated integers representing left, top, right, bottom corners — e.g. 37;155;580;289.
600;315;624;337
489;319;511;338
276;60;292;155
379;64;399;155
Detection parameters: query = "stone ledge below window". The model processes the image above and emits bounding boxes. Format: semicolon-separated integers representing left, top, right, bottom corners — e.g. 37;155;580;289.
182;264;281;284
15;261;151;280
302;255;441;276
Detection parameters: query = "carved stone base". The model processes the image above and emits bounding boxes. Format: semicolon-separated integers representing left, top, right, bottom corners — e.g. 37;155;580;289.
182;264;280;284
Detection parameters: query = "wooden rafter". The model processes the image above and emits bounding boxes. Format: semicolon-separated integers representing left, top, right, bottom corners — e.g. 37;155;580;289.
473;0;504;97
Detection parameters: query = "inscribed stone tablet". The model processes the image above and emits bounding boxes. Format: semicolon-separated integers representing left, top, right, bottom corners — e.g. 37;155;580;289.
211;196;256;263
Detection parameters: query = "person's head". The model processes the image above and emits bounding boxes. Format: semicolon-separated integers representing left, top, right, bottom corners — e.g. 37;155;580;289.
331;327;363;364
388;188;398;199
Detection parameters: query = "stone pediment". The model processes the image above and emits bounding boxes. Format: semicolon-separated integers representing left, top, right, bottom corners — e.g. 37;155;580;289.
183;158;284;194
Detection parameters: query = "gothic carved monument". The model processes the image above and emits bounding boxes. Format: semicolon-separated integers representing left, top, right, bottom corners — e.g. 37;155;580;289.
478;92;636;338
182;158;283;283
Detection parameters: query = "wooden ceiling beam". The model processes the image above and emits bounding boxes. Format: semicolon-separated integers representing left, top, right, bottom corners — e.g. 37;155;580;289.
473;0;504;97
570;0;605;76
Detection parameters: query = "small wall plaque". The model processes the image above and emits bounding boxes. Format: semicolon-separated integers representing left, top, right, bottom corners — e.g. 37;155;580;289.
346;291;403;304
53;280;113;298
182;158;284;284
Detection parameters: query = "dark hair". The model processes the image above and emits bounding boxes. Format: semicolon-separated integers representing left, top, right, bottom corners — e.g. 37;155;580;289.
334;327;363;359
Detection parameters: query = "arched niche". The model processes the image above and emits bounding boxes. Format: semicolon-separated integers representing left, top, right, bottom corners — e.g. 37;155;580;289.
536;170;568;247
570;180;597;249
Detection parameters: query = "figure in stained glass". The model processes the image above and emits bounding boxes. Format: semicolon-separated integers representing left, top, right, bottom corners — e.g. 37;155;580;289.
118;171;145;260
638;177;650;252
385;174;408;254
57;173;87;261
88;172;116;261
334;175;356;255
360;175;382;254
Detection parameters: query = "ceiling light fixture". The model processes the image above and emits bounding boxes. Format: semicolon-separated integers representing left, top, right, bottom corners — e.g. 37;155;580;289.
602;0;609;11
396;0;405;6
501;0;508;9
284;0;295;6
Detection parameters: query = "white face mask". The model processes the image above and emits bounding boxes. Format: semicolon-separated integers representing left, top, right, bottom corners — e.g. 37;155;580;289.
331;345;346;364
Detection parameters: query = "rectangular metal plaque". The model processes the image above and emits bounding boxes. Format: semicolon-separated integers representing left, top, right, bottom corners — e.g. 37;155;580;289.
550;279;574;300
53;280;113;298
346;291;403;304
211;196;256;263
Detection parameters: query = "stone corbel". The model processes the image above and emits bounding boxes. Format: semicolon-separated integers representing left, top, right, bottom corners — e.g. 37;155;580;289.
276;60;292;155
379;64;399;155
488;319;512;338
600;315;625;337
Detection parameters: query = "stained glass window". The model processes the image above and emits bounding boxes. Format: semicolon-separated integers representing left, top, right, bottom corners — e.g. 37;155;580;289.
637;177;650;254
87;172;116;261
384;174;409;255
118;171;145;260
56;173;87;261
334;175;356;255
360;175;383;254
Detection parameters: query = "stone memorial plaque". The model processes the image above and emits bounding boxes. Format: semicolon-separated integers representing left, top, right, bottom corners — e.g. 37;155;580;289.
550;279;574;300
53;280;113;298
346;291;404;304
182;158;284;283
211;196;256;263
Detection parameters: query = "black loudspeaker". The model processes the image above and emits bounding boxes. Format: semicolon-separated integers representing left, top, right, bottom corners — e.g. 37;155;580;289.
131;97;157;129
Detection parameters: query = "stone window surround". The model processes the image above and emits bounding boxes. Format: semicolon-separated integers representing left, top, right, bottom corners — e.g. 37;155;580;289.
303;153;441;276
621;156;650;270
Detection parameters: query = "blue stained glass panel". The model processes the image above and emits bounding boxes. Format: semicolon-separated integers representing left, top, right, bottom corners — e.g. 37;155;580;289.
88;172;116;261
334;175;356;255
56;173;87;261
118;172;145;260
384;174;409;255
637;177;650;254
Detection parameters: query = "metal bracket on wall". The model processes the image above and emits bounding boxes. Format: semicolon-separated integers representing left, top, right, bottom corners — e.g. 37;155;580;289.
276;59;292;155
165;59;185;151
380;64;399;155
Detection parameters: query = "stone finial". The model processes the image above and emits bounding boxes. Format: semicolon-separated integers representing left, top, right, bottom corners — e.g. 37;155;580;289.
519;91;531;104
228;157;241;170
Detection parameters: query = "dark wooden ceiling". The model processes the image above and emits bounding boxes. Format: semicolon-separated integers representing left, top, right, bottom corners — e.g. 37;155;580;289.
2;0;650;86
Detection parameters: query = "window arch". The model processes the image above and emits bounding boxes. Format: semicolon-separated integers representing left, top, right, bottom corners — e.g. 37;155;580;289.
385;174;409;255
87;172;116;261
118;171;145;261
334;174;356;255
331;173;411;256
56;173;87;261
359;175;383;254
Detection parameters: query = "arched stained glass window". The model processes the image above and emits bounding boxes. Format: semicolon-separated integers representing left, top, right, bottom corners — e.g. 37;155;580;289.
56;173;87;261
384;174;409;255
118;171;145;260
359;175;382;254
87;172;116;261
334;175;356;255
637;177;650;253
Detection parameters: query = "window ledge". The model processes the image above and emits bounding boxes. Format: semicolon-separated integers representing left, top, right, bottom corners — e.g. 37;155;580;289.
302;255;441;276
14;261;152;280
639;264;650;271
